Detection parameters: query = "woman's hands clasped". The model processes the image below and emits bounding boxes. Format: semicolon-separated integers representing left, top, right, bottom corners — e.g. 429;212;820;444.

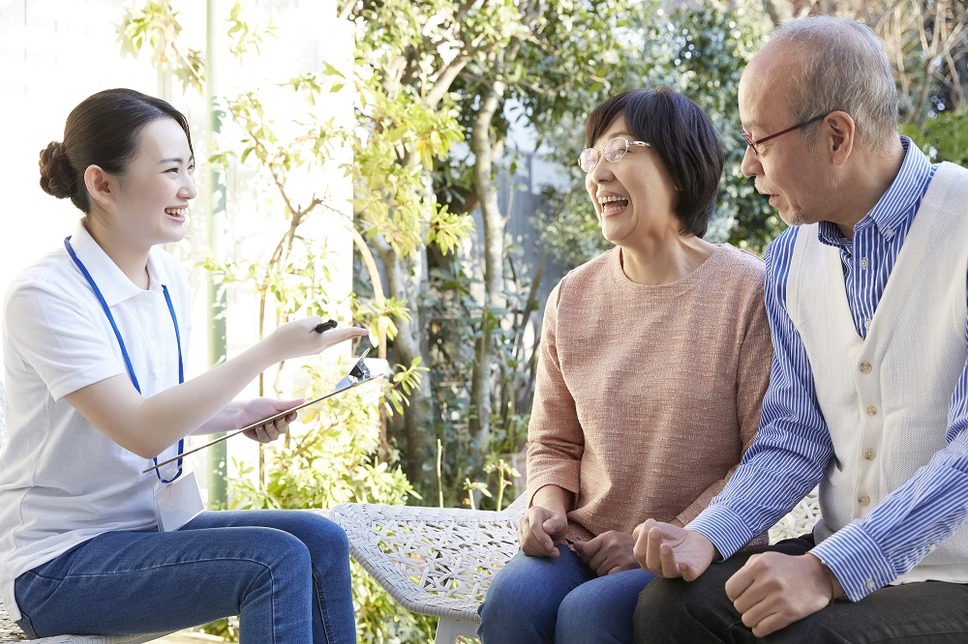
518;506;569;557
572;531;639;576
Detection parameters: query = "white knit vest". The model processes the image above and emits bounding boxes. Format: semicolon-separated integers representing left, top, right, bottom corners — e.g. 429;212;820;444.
787;162;968;584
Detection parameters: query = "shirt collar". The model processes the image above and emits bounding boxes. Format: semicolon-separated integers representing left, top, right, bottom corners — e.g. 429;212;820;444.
68;224;173;306
818;137;934;247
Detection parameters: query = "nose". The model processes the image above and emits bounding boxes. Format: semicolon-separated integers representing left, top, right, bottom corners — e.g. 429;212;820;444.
180;173;198;200
740;146;761;178
587;153;615;183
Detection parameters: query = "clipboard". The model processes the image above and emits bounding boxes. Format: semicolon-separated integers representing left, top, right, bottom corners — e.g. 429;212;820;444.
144;349;382;474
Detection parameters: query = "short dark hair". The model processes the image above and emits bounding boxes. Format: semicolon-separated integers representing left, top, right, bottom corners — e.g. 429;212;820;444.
39;88;193;213
584;87;724;237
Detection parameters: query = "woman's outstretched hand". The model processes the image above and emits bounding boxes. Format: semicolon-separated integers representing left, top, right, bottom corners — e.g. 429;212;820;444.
267;318;369;362
240;319;369;443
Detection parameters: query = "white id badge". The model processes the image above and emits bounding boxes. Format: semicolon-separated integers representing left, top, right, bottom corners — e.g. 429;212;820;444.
153;470;204;532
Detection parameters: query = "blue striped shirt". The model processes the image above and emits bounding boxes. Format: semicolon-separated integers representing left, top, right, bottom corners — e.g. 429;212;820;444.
689;139;968;601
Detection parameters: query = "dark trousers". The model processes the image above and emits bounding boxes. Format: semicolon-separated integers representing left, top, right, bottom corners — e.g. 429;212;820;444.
633;536;968;643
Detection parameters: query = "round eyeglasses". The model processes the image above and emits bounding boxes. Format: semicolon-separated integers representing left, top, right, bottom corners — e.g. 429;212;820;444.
742;113;829;156
579;137;652;173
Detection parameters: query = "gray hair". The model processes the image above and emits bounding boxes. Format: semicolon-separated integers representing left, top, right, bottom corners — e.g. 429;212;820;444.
770;16;898;154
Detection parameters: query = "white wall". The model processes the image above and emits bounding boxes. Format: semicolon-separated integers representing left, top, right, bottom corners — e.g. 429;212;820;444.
0;0;162;327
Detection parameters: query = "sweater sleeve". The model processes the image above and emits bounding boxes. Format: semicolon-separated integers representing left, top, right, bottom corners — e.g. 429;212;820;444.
525;279;584;503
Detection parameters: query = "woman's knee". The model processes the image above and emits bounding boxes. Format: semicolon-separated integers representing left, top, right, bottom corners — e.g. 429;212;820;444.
256;528;314;570
479;569;557;643
480;558;537;620
478;549;585;642
556;590;606;641
263;511;350;559
309;514;350;556
556;570;649;644
199;528;313;605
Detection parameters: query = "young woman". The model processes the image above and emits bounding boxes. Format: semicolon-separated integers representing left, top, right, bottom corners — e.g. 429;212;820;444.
477;88;773;643
0;88;365;643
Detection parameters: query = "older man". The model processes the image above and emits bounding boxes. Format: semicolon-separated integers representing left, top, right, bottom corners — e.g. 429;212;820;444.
631;15;968;643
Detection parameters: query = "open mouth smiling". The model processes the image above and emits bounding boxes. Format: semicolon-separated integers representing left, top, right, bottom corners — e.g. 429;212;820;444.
599;194;629;216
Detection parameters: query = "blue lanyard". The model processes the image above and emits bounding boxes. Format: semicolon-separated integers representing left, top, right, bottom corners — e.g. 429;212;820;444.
64;236;185;482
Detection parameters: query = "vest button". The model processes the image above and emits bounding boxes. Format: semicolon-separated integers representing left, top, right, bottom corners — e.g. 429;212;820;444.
859;362;872;374
864;448;876;460
866;405;877;416
858;494;871;506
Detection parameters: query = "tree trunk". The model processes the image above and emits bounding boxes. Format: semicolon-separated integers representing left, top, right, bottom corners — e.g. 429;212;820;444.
468;78;507;451
375;236;438;494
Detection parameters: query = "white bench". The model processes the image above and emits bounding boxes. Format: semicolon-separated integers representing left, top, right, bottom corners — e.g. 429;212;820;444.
0;618;168;644
330;488;822;643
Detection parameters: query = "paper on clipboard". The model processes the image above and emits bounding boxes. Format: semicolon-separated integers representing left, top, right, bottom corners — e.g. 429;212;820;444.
144;350;382;474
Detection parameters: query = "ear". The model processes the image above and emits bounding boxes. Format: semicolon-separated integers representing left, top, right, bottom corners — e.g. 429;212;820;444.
83;165;116;208
823;111;855;167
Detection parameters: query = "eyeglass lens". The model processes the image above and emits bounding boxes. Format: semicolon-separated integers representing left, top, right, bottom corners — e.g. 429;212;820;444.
743;113;828;156
579;137;630;173
742;128;757;155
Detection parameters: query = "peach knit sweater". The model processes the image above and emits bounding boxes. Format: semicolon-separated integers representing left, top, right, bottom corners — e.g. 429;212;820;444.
526;244;772;543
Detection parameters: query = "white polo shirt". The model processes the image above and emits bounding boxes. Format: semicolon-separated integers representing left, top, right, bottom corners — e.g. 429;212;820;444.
0;224;193;620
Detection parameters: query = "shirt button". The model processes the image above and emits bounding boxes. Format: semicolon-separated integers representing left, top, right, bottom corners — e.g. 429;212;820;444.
866;579;876;590
858;494;871;506
860;257;869;269
859;362;872;374
864;318;872;330
866;405;877;416
864;448;876;460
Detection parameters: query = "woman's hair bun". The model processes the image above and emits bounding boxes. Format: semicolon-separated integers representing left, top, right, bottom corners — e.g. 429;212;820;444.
39;141;77;200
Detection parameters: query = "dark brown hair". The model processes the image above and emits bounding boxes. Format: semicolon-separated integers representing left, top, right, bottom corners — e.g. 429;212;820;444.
39;88;193;213
584;87;724;237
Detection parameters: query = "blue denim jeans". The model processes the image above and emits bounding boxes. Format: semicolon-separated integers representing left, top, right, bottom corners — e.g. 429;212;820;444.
14;510;355;644
478;545;655;643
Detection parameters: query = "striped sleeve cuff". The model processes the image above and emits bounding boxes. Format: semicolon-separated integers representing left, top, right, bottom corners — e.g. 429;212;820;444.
687;505;758;560
810;522;896;601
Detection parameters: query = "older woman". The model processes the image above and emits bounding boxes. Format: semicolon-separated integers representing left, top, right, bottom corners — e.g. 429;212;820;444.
477;87;773;643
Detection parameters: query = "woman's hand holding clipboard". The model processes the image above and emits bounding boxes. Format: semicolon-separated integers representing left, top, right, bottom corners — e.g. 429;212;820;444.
143;340;381;474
